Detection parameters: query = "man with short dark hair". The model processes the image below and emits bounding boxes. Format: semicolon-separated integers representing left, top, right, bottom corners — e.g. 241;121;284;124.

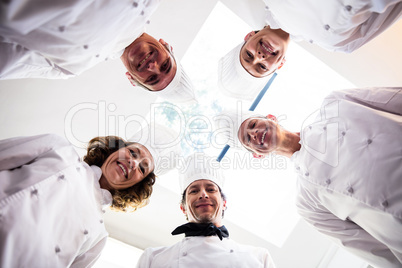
136;153;276;268
0;0;195;103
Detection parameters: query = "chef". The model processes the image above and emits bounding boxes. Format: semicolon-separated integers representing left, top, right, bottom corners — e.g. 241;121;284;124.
136;153;276;268
0;123;181;267
217;87;402;268
0;0;196;103
218;0;401;101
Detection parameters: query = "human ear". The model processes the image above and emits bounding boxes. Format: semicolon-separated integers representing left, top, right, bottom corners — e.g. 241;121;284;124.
159;38;173;54
244;31;256;42
266;114;278;122
252;153;265;159
125;72;139;87
180;204;187;215
278;57;286;70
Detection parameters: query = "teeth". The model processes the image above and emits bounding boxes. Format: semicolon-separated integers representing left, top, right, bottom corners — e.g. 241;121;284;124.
262;43;274;54
261;131;267;144
139;53;151;66
118;163;127;177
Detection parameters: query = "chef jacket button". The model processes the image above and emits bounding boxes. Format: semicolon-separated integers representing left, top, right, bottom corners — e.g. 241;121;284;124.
309;39;313;44
95;54;100;58
58;26;65;32
146;20;150;24
325;179;331;185
31;189;38;196
347;187;354;194
76;167;80;172
345;5;352;11
323;126;327;130
102;209;106;214
381;200;389;207
341;131;346;136
58;174;65;180
309;126;312;129
83;45;89;49
84;230;89;235
230;249;234;253
296;166;300;170
182;252;187;256
140;10;145;15
324;24;330;31
100;219;104;223
55;246;61;253
133;1;138;7
265;5;269;10
305;172;309;177
367;139;372;145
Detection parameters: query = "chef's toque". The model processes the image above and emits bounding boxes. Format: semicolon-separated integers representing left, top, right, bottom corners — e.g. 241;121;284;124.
214;108;261;149
129;123;181;176
218;43;273;101
179;153;224;193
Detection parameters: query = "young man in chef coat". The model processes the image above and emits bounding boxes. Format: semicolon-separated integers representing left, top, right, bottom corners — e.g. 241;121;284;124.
136;153;276;268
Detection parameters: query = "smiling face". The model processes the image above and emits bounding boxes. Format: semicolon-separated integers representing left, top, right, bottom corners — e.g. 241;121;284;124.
181;180;226;227
100;143;155;190
238;116;281;155
240;26;290;77
121;33;177;91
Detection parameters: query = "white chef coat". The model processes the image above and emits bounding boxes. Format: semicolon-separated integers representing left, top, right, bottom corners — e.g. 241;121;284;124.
0;134;113;268
291;87;402;267
136;236;276;268
263;0;402;53
0;0;160;79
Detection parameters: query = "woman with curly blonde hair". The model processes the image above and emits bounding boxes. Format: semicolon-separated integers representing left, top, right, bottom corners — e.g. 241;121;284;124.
0;133;157;267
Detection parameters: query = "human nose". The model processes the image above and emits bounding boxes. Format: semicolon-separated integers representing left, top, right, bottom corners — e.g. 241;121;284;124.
247;128;259;141
198;189;209;199
147;61;160;74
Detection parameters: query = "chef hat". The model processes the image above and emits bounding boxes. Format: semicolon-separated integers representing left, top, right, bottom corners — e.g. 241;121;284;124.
214;108;262;149
129;123;181;176
218;43;273;101
154;63;197;104
179;153;224;193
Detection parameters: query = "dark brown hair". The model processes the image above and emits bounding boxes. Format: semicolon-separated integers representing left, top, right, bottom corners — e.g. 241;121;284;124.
83;136;156;212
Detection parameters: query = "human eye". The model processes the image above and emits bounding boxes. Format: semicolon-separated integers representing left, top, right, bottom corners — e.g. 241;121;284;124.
246;51;253;59
129;149;138;158
161;59;169;72
145;74;157;84
259;63;267;70
189;189;198;194
139;164;145;174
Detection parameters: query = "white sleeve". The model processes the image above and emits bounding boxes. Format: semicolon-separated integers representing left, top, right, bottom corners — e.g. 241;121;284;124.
0;134;71;171
297;194;402;268
326;87;402;115
135;248;154;268
0;40;74;79
71;237;108;268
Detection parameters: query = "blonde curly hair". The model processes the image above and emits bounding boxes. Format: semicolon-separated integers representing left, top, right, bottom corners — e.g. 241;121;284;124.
83;136;156;212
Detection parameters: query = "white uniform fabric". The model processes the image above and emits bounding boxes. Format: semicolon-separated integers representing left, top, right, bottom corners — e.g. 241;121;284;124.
291;87;402;267
0;0;159;79
136;236;276;268
0;134;112;268
263;0;402;53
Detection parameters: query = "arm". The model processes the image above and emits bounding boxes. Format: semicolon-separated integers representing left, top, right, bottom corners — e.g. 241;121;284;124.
0;40;74;79
0;134;70;171
296;195;401;268
71;237;107;268
326;87;402;115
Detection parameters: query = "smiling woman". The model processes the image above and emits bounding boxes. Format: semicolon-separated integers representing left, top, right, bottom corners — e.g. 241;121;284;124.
84;136;156;212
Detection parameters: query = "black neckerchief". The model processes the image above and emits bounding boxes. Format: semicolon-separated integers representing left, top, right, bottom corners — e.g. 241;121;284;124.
171;222;229;241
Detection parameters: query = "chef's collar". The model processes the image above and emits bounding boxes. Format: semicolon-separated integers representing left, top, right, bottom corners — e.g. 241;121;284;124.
90;165;113;208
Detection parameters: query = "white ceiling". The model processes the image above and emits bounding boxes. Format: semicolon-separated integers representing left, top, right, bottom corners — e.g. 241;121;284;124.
1;1;401;267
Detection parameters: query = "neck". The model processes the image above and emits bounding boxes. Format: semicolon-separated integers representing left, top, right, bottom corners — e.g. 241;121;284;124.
99;175;114;191
274;131;301;158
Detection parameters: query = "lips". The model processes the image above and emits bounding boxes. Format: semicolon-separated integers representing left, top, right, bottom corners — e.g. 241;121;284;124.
260;40;277;56
117;161;128;178
195;202;212;208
